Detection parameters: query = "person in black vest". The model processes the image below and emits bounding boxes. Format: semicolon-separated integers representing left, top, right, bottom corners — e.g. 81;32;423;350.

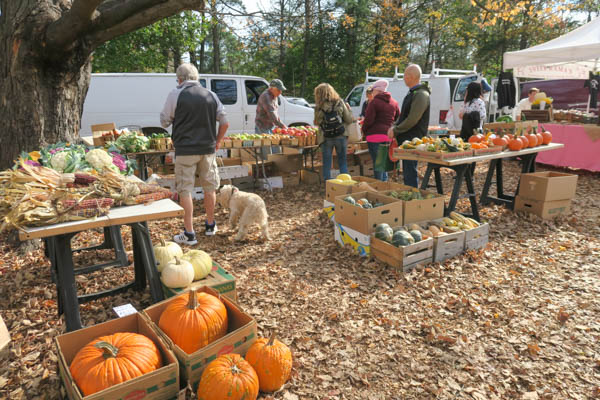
387;64;431;188
160;63;229;245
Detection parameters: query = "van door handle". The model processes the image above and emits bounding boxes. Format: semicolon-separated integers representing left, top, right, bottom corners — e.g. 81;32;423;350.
245;114;248;122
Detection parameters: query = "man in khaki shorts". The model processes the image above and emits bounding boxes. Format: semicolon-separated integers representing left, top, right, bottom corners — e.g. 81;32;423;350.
160;63;229;245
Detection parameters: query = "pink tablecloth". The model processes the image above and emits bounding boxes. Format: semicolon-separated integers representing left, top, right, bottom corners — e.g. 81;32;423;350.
536;124;600;172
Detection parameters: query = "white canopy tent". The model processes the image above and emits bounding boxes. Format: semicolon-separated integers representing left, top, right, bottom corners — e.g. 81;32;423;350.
503;17;600;80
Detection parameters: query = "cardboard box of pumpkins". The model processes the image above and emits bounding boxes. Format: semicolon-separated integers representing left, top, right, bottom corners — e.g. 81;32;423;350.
55;312;179;400
143;286;257;390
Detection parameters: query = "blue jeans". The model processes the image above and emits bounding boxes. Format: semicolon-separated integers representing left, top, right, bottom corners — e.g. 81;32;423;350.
322;136;348;181
367;142;388;181
255;126;273;134
402;160;419;188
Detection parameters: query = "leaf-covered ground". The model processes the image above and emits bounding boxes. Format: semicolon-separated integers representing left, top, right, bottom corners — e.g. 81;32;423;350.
0;160;598;399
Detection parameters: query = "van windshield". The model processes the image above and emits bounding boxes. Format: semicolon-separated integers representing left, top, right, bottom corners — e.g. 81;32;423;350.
347;86;364;107
245;80;268;105
454;76;478;102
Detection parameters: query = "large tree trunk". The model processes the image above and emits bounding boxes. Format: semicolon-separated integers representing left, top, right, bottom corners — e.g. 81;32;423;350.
301;0;311;98
0;0;204;170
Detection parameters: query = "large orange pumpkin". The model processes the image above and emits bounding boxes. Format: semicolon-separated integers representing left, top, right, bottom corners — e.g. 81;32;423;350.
70;332;163;396
197;354;259;400
542;130;552;144
245;332;293;392
508;138;523;151
158;289;228;354
526;133;538;147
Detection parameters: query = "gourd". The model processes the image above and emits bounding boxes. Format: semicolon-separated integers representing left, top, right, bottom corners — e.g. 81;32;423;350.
374;224;393;243
197;354;259;400
181;250;213;281
161;257;195;288
392;230;414;247
154;239;183;272
158;289;228;354
70;332;162;396
409;229;423;243
245;332;293;392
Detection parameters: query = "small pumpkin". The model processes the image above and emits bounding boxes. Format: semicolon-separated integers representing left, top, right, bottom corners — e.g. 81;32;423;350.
181;249;213;281
245;332;293;392
154;239;183;272
158;289;228;354
541;130;552;145
70;332;162;396
508;138;523;151
161;256;195;288
197;354;259;400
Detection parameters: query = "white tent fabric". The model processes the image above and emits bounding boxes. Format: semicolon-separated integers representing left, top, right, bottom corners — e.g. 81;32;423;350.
503;17;600;79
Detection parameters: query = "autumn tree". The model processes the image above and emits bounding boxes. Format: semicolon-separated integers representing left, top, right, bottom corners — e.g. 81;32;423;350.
0;0;204;169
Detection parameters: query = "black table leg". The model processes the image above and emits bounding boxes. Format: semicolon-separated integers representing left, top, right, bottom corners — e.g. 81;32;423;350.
464;165;480;221
130;222;163;303
433;168;444;195
137;154;148;181
54;232;82;331
480;159;498;206
420;164;434;191
446;165;467;214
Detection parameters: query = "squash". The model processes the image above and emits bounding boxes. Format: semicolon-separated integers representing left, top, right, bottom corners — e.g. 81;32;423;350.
182;250;213;281
70;332;162;396
245;332;293;392
392;230;414;247
409;229;423;243
161;257;195;288
374;224;393;243
343;196;356;205
197;354;259;400
154;239;183;272
158;289;228;354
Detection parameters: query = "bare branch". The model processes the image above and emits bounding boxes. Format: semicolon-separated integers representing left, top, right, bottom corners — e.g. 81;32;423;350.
471;0;493;14
88;0;205;48
45;0;105;50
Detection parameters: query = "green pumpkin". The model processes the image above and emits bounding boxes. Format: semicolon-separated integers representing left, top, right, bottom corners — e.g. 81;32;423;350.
374;225;393;242
409;229;423;243
343;196;356;205
392;230;414;247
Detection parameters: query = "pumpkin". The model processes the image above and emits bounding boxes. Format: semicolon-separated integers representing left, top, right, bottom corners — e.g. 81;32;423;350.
158;289;228;354
181;249;213;281
161;257;195;288
492;136;508;147
197;354;259;400
526;133;538;147
468;134;484;144
536;132;544;146
542;130;552;145
154;239;183;272
245;332;293;392
519;135;529;148
70;332;162;396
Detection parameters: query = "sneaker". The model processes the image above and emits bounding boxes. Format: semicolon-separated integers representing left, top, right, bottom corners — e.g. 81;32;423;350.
173;231;197;246
205;221;218;236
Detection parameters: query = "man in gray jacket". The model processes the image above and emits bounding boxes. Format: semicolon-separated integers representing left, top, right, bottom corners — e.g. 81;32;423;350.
160;63;229;244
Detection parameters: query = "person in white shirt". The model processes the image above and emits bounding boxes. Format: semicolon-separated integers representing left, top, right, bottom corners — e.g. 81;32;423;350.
515;87;539;120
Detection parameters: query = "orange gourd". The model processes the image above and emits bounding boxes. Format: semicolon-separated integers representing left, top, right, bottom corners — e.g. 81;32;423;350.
542;130;552;145
197;354;259;400
158;289;228;354
508;138;523;151
245;332;293;392
70;332;163;396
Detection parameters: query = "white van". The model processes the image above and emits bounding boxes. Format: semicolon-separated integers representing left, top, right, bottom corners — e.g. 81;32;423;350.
345;65;488;130
79;73;314;137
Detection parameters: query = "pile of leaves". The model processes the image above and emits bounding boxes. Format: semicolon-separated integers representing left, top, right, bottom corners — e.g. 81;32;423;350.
0;161;598;399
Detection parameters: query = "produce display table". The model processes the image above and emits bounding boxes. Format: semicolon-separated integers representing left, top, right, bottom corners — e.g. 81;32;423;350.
297;144;321;184
393;143;564;220
126;150;171;181
20;199;184;331
535;124;600;172
240;146;273;191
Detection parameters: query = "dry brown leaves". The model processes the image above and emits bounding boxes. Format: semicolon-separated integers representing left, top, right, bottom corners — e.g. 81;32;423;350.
0;160;599;399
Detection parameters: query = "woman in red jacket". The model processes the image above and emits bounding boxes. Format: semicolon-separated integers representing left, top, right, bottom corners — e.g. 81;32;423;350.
362;79;400;181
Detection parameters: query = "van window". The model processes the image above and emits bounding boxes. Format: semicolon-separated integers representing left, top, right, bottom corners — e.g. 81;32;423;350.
199;79;206;88
347;86;364;107
245;80;268;105
211;79;237;105
453;76;478;102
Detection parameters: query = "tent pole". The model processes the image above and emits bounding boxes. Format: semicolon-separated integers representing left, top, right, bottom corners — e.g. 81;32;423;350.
589;58;600;113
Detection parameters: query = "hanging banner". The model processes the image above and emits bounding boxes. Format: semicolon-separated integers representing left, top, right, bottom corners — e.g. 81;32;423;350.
514;64;590;80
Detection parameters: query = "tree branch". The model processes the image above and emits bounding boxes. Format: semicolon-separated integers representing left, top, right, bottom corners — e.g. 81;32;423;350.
471;0;493;14
45;0;105;50
88;0;205;49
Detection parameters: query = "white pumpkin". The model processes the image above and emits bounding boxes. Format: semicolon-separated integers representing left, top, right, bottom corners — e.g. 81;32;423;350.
181;250;213;281
154;239;183;272
161;257;195;288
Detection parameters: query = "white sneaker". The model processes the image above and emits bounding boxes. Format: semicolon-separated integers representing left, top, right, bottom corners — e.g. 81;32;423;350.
205;222;218;236
173;231;198;245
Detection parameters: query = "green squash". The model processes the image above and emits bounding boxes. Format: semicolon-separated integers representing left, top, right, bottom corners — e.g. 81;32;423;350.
374;225;393;242
343;196;356;205
392;230;414;247
392;226;406;233
409;229;423;243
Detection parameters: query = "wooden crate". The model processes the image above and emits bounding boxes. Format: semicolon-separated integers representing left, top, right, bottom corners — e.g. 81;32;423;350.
432;230;465;262
464;222;489;251
522;107;553;122
371;235;433;273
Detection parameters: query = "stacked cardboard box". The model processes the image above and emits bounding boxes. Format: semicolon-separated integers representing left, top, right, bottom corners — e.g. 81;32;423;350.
514;172;578;219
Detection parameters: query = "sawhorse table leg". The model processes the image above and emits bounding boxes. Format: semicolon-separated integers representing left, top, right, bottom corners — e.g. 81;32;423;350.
130;222;163;303
480;153;537;210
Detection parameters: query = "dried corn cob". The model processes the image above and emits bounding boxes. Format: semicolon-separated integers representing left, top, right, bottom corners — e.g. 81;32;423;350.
135;182;164;194
133;190;171;204
66;208;109;220
61;197;114;210
74;173;97;185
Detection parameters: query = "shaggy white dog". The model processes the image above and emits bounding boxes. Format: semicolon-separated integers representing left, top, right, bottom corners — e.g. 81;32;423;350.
217;185;270;241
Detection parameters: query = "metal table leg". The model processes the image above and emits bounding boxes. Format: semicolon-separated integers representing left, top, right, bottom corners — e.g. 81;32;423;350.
54;232;82;331
130;222;163;303
480;153;538;210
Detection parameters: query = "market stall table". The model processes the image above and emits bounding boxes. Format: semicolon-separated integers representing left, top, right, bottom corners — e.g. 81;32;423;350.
393;143;564;221
535;124;600;172
19;199;183;332
126;150;171;181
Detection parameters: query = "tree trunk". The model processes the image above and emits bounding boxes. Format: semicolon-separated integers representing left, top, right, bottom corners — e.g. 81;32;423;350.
278;0;286;77
211;0;220;74
0;1;91;169
317;0;326;79
301;0;311;98
199;11;206;72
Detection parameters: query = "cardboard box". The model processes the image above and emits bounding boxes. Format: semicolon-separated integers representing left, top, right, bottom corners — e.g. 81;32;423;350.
371;234;433;273
361;163;375;177
56;313;179;400
258;176;284;189
325;176;378;203
514;196;572;219
143;287;257;390
323;200;335;222
518;171;578;201
300;169;321;185
218;157;241;166
243;161;274;177
354;150;372;165
161;263;237;302
333;222;370;257
387;186;444;224
464;222;490;251
210;165;248;180
268;154;303;173
232;176;254;191
0;315;9;360
282;172;300;187
91;123;116;147
191;187;204;201
334;191;403;234
347;165;361;176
